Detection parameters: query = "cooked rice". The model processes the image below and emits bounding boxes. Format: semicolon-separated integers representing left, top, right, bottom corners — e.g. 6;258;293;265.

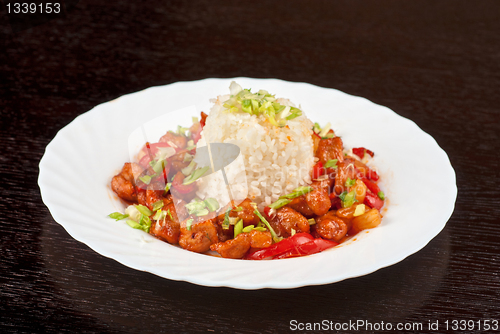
195;92;315;210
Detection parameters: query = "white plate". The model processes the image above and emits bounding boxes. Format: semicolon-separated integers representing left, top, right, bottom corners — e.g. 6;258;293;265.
38;78;457;289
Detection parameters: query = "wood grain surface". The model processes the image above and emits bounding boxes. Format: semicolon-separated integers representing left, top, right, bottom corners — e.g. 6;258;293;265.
1;1;499;333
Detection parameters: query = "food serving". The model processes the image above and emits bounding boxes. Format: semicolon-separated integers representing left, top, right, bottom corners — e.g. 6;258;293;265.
108;82;386;260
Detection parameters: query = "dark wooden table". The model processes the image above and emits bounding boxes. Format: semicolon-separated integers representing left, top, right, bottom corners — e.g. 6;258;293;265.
2;1;499;333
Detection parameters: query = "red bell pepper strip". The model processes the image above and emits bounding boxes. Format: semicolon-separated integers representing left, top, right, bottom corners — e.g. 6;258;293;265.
361;177;380;195
353;147;374;159
200;111;208;128
245;233;314;260
273;238;339;259
312;161;324;179
364;190;384;210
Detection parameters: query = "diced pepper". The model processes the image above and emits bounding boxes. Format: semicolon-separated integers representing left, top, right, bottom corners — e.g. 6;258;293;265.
272;238;338;259
364;190;384;210
312;161;324;179
361;177;380;195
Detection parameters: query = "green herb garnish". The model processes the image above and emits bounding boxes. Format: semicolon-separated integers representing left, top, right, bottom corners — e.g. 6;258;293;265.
254;209;282;243
325;159;338;169
135;204;152;217
152;200;164;212
204;198;220;212
183;166;210;185
222;82;302;127
108;212;129;221
233;219;243;238
186;219;194;231
339;190;357;208
268;198;291;210
345;178;356;187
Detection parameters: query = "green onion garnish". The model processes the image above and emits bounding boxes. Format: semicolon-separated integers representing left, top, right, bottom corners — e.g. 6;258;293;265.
135;204;152;217
233;219;243;238
186;219;194;231
313;123;321;133
233;206;243;212
177;125;190;136
139;175;152;185
153;209;165;221
222;208;231;230
139;214;152;230
222;82;302;127
196;209;209;217
152;160;166;174
323;132;335;139
254;209;282;243
269;198;291;210
345;178;356;187
242;225;254;233
126;219;148;232
183;166;210;185
340;190;357;208
181;160;197;176
165;182;172;193
279;186;313;200
325;159;338;168
204;198;220;212
185;200;206;215
378;191;385;200
108;212;129;221
318;122;331;138
152;200;164;212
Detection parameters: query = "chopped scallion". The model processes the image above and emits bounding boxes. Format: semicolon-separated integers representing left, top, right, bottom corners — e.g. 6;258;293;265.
242;225;254;233
204;198;220;212
233;219;243;238
139;175;152;184
279;186;313;200
185;219;193;231
152;200;164;212
126;219;148;232
181;160;197;176
183;166;210;185
325;159;338;168
135;204;152;217
222;208;231;229
108;212;129;221
254;209;281;243
378;191;385;200
340;190;357;208
345;178;356;187
196;209;209;217
318;122;331;137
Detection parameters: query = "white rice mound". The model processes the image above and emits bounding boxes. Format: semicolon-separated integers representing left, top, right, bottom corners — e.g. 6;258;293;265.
196;93;315;210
